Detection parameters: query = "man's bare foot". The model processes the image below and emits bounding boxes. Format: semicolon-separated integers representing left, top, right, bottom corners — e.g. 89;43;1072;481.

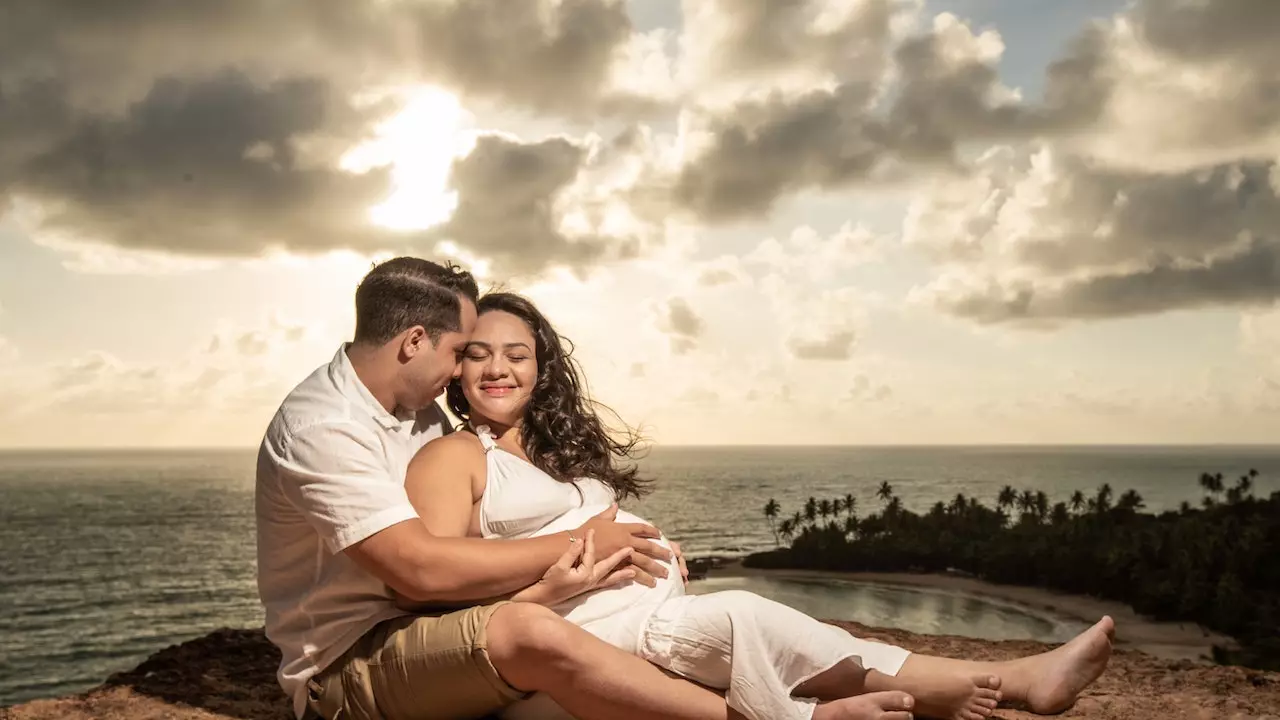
1025;616;1114;714
814;691;916;720
897;673;1002;720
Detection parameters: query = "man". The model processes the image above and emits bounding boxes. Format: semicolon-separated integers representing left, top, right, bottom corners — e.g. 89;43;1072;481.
255;257;759;720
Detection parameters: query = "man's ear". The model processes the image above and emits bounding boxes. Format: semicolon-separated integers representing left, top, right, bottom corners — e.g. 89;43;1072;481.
402;326;429;358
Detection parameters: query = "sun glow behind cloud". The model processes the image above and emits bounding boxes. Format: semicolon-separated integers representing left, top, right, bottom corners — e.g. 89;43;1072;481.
341;86;476;232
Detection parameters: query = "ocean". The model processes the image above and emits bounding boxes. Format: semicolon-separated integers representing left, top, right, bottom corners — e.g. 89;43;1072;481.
2;445;1278;707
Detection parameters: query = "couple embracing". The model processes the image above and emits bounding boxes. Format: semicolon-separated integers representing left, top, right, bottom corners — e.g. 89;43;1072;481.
255;257;1114;720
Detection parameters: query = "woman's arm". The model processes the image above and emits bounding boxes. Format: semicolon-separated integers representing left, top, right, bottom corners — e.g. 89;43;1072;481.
393;435;504;610
403;434;481;539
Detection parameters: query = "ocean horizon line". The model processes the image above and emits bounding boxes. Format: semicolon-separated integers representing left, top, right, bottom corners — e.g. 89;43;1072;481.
4;442;1280;454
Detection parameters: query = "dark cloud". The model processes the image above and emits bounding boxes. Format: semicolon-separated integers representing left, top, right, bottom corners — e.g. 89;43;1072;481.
886;16;1036;161
673;83;892;222
0;1;392;110
791;329;857;361
655;297;704;354
913;149;1280;324
13;71;400;257
670;0;1280;224
936;238;1280;325
1132;0;1280;64
410;0;638;116
1;0;638;116
432;133;639;276
848;374;892;402
683;0;898;83
670;14;1035;222
698;266;741;287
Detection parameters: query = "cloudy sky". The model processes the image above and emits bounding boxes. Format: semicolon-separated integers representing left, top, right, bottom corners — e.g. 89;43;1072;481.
2;0;1279;449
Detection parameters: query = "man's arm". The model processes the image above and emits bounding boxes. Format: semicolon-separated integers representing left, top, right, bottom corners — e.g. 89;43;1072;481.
346;517;578;603
277;423;667;604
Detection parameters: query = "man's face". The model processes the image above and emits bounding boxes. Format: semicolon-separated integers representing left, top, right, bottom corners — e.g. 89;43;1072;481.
403;298;478;410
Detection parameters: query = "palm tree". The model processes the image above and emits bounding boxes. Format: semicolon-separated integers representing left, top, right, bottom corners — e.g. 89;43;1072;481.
763;498;781;546
886;496;903;518
1051;502;1070;525
997;485;1017;511
1069;490;1086;515
1198;472;1225;505
1034;491;1050;521
1236;473;1254;501
819;498;833;520
843;514;858;537
950;493;968;515
1226;486;1243;505
1018;489;1036;515
877;481;894;504
804;497;818;524
779;518;796;542
844;493;857;518
1095;483;1114;514
1116;489;1145;513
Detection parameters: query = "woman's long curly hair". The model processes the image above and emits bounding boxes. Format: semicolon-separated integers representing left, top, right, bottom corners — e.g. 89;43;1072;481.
446;292;652;501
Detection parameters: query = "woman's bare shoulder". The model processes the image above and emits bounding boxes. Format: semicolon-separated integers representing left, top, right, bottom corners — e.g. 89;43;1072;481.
408;430;485;480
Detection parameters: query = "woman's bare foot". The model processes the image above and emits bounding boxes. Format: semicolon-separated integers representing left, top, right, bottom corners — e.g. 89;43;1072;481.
897;673;1002;720
814;691;916;720
1024;616;1115;714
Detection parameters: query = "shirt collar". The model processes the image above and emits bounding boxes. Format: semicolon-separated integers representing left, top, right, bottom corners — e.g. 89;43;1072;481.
329;344;416;430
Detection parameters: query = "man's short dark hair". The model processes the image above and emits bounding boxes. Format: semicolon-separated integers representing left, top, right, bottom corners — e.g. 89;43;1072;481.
353;257;479;346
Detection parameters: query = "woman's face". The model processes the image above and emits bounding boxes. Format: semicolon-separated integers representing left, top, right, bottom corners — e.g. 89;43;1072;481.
460;310;538;426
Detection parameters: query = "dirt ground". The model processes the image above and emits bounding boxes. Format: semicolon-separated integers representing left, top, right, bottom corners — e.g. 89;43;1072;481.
3;623;1277;720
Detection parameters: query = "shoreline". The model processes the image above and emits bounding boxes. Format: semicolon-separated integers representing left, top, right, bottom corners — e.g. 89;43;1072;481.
703;559;1234;662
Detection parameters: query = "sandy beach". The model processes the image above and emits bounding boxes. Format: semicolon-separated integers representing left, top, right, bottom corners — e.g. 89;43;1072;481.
707;560;1235;662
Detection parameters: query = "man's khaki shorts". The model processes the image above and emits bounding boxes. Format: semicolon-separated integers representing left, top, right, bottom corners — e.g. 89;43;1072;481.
307;602;528;720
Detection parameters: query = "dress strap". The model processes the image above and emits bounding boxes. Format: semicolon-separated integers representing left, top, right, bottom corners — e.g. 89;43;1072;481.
472;424;498;452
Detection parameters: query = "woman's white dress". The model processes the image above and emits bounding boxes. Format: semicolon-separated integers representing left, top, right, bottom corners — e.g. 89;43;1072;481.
472;427;910;720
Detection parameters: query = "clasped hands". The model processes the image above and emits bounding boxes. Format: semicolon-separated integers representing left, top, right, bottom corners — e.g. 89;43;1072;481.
514;504;690;607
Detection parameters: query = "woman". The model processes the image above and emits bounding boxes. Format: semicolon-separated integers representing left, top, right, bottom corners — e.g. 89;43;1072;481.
403;293;1113;720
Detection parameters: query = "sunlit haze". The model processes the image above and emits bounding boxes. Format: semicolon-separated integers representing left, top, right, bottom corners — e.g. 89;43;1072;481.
2;0;1279;448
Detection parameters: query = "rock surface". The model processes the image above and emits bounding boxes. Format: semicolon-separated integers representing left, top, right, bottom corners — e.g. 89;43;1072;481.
3;623;1278;720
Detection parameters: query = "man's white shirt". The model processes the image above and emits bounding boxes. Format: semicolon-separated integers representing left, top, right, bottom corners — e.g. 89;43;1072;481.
255;345;450;718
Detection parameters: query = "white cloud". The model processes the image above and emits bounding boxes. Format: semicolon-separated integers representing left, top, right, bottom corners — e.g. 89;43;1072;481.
905;144;1280;325
744;222;884;281
676;0;915;104
1055;0;1280;172
0;314;330;446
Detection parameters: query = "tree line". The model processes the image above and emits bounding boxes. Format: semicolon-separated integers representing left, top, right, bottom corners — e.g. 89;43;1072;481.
752;470;1279;670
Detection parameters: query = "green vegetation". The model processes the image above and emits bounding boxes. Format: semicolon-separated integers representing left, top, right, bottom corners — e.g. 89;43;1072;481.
751;470;1279;670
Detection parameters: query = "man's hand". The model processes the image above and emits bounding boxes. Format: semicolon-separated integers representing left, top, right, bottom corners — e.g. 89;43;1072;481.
575;504;673;588
670;541;689;585
515;529;636;606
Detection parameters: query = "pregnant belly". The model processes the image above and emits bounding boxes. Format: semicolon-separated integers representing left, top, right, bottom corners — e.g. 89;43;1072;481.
530;503;685;627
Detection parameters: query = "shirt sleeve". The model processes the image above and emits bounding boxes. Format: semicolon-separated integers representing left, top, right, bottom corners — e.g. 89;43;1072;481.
273;421;420;553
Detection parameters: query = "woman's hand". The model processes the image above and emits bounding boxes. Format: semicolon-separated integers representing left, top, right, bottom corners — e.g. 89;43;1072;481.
670;541;689;585
514;529;636;606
